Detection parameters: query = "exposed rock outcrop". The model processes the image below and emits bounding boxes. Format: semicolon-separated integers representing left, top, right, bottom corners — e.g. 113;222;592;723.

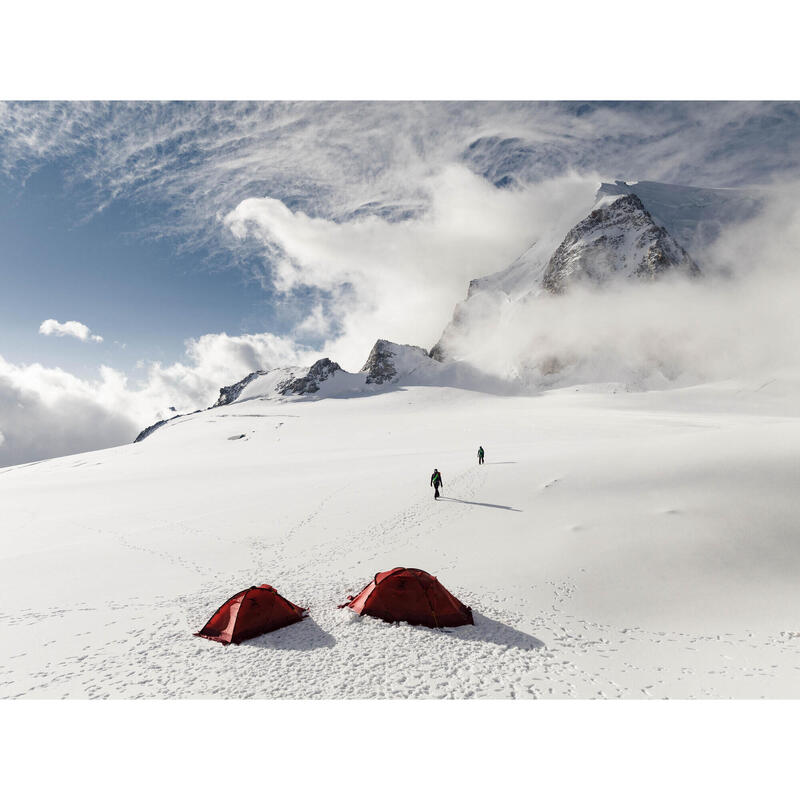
362;339;431;384
541;194;700;293
278;358;341;395
213;370;269;407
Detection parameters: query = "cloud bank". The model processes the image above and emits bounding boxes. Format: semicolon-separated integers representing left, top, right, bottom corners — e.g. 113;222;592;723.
226;168;599;368
39;318;103;342
426;183;800;390
0;331;319;468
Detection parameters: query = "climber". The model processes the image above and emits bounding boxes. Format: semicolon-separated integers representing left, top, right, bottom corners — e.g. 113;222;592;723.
430;468;443;500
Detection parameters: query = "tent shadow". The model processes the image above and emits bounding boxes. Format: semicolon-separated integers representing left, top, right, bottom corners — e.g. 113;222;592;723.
443;612;545;651
439;497;522;512
241;616;336;651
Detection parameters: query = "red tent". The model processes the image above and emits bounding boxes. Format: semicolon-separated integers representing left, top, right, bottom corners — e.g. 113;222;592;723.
339;568;473;628
195;584;306;645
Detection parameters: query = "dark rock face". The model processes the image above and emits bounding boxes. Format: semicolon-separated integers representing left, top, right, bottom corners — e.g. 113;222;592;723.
361;339;429;384
541;194;700;294
361;339;398;383
134;409;201;443
134;417;174;443
278;358;340;395
213;370;269;407
428;342;446;362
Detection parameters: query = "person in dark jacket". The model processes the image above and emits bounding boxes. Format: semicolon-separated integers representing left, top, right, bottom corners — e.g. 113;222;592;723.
430;468;443;500
477;445;485;465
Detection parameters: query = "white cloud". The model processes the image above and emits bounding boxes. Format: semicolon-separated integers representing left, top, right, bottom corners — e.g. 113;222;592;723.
140;331;321;411
227;167;599;368
424;182;800;389
39;318;103;343
0;331;320;467
3;102;800;259
0;358;137;467
293;303;332;339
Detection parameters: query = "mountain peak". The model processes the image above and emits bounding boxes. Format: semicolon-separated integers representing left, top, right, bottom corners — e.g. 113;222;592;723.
429;183;708;364
362;339;432;384
278;358;341;395
541;193;700;293
595;179;763;251
213;370;269;407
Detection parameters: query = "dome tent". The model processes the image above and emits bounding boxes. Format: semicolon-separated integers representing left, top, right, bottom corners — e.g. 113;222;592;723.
339;568;473;628
195;584;306;645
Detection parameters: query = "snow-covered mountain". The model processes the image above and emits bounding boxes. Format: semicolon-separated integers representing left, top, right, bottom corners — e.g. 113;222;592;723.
595;180;762;252
541;193;699;293
215;342;440;405
136;179;762;440
135;340;515;441
361;339;431;384
430;180;746;364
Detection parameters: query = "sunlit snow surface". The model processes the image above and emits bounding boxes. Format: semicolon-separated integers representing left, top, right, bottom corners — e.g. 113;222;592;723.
2;379;800;698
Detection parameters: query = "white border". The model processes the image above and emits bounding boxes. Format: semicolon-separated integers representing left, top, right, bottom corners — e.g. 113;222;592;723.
0;1;796;100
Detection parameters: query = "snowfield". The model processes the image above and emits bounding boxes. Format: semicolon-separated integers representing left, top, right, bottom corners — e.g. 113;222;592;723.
2;378;800;699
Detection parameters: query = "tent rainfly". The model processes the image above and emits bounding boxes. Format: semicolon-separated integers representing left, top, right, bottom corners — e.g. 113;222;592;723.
195;584;306;645
339;567;473;628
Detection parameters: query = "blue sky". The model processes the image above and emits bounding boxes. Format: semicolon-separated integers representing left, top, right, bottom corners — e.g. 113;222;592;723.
2;101;800;466
0;134;320;379
1;169;256;376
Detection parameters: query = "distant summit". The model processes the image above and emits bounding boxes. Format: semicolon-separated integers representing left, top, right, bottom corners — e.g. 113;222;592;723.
213;370;269;407
134;337;514;443
278;358;341;395
362;340;431;385
541;194;699;293
595;180;762;252
430;181;720;363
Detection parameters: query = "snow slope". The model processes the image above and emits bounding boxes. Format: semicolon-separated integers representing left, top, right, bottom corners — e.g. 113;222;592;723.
2;376;800;699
